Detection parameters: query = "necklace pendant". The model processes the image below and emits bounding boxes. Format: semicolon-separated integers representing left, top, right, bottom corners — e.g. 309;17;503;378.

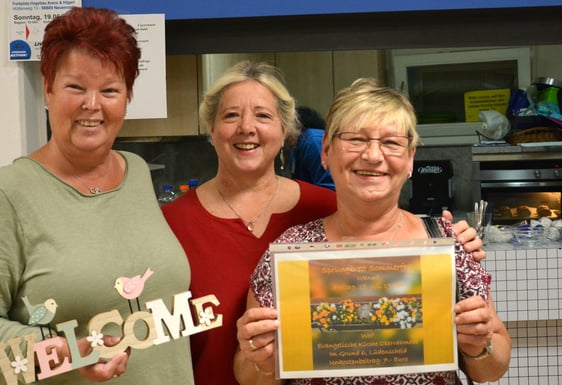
89;186;102;194
246;221;255;232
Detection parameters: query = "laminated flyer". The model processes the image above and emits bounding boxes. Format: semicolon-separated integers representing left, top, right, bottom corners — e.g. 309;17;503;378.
271;239;457;379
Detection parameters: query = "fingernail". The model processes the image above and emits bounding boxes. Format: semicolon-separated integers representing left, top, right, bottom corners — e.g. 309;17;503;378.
109;336;121;344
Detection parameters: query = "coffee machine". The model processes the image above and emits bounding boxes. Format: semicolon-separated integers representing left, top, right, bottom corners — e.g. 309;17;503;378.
409;160;453;215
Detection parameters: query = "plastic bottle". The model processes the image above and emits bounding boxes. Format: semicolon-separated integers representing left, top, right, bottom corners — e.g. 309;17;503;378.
188;179;199;190
178;184;190;196
157;184;177;206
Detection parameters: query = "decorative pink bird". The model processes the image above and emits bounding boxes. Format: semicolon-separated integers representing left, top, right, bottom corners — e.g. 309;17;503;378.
114;267;154;312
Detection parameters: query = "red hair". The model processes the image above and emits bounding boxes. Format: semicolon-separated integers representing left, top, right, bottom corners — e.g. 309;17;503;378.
40;7;141;100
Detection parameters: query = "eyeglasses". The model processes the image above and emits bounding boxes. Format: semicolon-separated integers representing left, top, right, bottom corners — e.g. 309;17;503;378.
334;132;411;156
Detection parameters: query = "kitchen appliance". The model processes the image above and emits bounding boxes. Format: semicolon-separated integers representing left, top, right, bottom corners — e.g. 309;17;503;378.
472;148;562;225
409;160;453;215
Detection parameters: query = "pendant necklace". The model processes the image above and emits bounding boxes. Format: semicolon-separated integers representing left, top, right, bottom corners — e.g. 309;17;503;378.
217;176;280;232
73;153;113;195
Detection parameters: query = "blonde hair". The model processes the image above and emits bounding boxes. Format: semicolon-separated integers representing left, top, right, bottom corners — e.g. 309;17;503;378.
325;78;420;148
199;61;298;142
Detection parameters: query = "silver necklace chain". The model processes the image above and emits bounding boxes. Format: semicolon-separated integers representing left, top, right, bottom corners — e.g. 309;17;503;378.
217;176;280;232
337;210;403;243
73;153;113;195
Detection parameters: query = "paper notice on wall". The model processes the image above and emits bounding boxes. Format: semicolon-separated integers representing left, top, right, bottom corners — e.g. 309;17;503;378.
8;4;167;119
121;14;167;119
9;0;81;61
464;89;511;122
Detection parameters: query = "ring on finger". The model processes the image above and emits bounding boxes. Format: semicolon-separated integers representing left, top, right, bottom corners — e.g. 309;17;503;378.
249;338;258;350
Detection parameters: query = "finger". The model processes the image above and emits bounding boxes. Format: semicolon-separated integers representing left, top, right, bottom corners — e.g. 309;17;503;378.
247;336;275;352
242;329;277;356
113;350;130;375
79;353;128;382
452;219;469;236
472;249;487;262
456;313;492;333
103;335;122;347
455;224;475;244
457;330;491;351
455;296;486;313
455;307;490;330
463;236;483;254
99;352;129;378
441;209;453;221
243;336;277;362
242;307;278;322
237;312;279;341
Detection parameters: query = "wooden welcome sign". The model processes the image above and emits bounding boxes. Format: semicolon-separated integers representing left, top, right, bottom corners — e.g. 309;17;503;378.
0;269;222;385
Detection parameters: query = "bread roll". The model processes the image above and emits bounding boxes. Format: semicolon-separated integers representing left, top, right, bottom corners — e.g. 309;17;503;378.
517;205;531;217
537;205;552;217
498;205;512;217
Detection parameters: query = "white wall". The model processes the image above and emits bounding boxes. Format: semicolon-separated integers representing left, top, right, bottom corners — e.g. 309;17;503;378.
0;2;46;167
535;44;562;81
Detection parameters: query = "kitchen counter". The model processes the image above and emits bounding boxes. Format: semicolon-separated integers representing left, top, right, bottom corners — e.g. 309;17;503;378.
485;238;562;251
472;142;562;161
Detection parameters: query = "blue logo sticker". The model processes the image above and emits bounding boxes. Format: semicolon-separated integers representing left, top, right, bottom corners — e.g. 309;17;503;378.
10;39;31;60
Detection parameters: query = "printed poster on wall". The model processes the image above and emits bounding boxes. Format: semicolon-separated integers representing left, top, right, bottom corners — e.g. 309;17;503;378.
271;239;457;379
8;2;167;119
9;0;81;61
120;14;167;119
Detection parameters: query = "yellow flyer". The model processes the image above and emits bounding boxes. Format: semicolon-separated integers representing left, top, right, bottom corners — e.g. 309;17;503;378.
271;239;457;379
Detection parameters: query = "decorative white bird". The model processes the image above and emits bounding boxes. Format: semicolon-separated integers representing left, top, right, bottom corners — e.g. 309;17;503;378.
114;267;154;312
22;296;58;339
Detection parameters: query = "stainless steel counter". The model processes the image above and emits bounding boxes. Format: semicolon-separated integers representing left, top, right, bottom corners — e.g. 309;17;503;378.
472;142;562;161
485;239;562;250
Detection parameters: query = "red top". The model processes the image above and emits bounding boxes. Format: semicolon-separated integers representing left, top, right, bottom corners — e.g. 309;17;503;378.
162;180;337;385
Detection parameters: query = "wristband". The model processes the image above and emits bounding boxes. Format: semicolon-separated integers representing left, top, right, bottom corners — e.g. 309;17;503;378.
462;342;493;360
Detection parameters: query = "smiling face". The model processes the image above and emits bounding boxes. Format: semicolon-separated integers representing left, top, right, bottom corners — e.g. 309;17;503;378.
322;116;415;206
209;80;285;175
321;78;419;209
44;50;128;158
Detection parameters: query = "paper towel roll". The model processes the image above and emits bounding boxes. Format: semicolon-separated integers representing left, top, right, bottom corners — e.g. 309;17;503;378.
477;110;510;140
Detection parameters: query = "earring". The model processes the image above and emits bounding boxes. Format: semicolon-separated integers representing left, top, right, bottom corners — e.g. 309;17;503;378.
279;149;285;170
408;171;412;178
322;162;328;170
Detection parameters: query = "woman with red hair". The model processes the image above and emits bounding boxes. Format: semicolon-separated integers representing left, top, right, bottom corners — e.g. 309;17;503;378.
0;7;194;384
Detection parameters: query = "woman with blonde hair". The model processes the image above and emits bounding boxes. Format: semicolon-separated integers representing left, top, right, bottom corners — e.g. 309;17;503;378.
234;78;511;385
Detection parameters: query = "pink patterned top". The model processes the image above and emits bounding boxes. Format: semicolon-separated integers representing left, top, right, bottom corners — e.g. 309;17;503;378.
250;217;491;385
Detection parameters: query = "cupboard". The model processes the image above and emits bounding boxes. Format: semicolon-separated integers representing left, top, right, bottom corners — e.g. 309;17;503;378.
201;50;386;118
118;55;200;138
118;50;386;139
